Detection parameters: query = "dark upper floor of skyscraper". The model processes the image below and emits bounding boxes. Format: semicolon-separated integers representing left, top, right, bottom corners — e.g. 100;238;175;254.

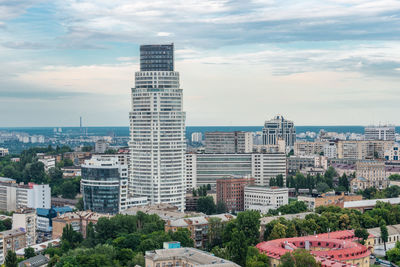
140;44;174;71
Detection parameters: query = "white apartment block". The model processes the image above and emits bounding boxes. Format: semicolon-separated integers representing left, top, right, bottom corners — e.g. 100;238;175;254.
244;186;289;213
12;209;37;246
191;132;203;143
323;142;337;159
251;153;287;186
38;157;56;172
17;184;51;209
185;153;197;191
0;181;17;212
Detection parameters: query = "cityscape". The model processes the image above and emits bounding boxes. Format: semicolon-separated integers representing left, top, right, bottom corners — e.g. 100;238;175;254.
1;1;400;267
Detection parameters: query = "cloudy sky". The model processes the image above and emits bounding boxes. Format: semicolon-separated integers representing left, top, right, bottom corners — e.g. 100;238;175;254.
1;0;400;127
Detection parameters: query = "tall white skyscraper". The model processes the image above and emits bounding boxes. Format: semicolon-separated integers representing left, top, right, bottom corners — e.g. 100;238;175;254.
129;44;186;211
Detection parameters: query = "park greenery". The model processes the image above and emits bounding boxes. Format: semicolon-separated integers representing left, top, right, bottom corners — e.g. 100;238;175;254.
357;185;400;199
0;146;81;199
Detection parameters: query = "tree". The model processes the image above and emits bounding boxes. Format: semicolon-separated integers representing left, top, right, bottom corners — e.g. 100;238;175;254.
268;223;287;240
216;201;227;214
61;179;79;199
197;196;216;215
5;250;17;267
279;252;295;267
276;174;284;187
236;210;260;245
246;246;270;267
207;217;224;250
61;224;83;250
75;197;84;211
169;228;194;247
24;247;35;259
292;249;319;267
227;228;247;266
389;174;400;181
387;241;400;263
316;182;330;193
381;221;389;254
354;228;369;245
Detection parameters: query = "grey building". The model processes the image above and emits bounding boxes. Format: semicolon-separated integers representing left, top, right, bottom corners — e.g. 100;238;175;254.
204;131;253;153
263;115;296;147
140;44;174;71
365;125;395;141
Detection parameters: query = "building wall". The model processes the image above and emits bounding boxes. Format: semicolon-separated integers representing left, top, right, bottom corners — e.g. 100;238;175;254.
216;177;255;212
251;153;287;186
12;211;36;246
244;186;288;213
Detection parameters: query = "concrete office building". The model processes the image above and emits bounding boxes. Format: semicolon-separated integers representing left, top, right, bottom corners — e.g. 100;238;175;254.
216;176;255;212
12;208;36;246
94;139;109;153
365;125;395;141
186;154;252;187
294;141;325;156
17;183;51;210
244;186;288;213
129;44;186;211
81;157;128;214
0;178;17;212
204;131;253;153
263;115;296;148
251;153;287;186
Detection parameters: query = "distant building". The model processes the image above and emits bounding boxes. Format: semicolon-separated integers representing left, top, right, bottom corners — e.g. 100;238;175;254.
12;208;36;246
0;148;9;157
344;198;400;212
191;132;202;143
94;139;109;153
204;131;253;153
61;166;82;178
263;115;296;148
350;160;388;192
145;247;240;267
298;192;363;211
0;228;26;264
52;211;112;239
251;152;287;186
216;176;255;212
17;183;51;210
294;141;325;156
165;214;235;249
323;142;337;158
244;186;288;213
337;140;394;160
0;178;17;212
365;125;395;141
384;143;400;161
38;156;56;172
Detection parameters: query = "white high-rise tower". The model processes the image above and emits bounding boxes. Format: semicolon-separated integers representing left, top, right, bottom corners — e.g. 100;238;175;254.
129;44;186;211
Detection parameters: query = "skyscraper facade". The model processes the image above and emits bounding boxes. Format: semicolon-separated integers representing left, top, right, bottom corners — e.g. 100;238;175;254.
262;115;296;148
129;43;186;211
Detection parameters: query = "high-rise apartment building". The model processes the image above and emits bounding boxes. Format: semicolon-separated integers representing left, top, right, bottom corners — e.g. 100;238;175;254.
129;44;186;211
204;131;253;153
365;125;395;141
262;115;296;148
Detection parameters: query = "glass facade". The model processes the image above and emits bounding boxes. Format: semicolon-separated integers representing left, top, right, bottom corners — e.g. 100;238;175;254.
140;44;174;71
82;167;120;214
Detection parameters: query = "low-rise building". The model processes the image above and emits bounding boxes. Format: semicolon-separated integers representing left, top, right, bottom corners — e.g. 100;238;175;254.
244;186;288;213
38;156;56;172
344;197;400;212
12;208;36;246
145;247;240;267
0;148;9;157
351;160;388;192
367;224;400;256
122;204;204;221
18;254;49;267
52;211;112;239
165;214;235;249
0;228;26;264
61;166;82;178
298;192;363;211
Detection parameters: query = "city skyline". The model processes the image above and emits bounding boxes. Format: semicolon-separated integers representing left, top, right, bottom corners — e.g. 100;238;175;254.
1;1;400;127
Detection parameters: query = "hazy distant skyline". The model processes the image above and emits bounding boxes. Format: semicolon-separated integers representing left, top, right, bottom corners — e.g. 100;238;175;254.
1;0;400;127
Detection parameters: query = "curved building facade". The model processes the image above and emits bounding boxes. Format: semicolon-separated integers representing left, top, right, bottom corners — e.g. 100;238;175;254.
257;231;371;267
129;44;186;211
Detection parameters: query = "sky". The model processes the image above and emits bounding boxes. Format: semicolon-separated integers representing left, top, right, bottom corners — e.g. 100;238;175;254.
1;0;400;127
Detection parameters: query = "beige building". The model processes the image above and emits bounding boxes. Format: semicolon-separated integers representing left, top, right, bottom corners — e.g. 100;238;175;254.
145;247;240;267
0;229;26;264
12;208;36;246
294;141;325;156
52;211;112;239
337;140;394;160
298;192;362;211
351;160;388;192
